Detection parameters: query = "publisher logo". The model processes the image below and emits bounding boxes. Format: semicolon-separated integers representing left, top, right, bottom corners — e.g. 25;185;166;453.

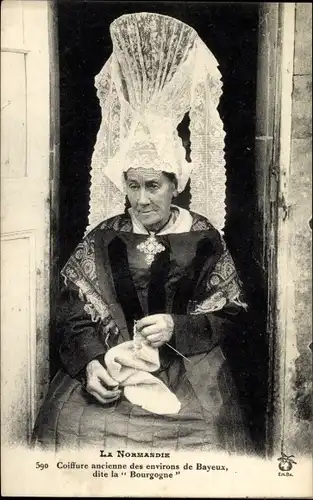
277;452;297;475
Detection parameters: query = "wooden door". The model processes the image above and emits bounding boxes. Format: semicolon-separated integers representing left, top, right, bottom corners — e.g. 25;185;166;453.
1;0;52;445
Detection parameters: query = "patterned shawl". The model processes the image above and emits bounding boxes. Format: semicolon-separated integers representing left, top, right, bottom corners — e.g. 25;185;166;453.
61;211;247;348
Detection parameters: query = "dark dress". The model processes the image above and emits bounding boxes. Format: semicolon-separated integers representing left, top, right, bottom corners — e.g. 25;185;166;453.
32;211;254;453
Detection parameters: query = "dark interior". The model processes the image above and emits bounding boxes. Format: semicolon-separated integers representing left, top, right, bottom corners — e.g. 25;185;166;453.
55;1;268;455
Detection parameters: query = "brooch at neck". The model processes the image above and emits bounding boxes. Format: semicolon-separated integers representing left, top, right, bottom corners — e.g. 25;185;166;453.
136;232;165;266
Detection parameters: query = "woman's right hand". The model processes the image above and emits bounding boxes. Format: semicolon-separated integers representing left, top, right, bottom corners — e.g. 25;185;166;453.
86;359;121;405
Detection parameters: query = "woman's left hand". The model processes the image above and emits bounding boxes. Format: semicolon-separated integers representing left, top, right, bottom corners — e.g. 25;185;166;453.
136;314;174;348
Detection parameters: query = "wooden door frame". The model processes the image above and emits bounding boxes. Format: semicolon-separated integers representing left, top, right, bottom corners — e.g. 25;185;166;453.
260;2;296;458
47;1;60;389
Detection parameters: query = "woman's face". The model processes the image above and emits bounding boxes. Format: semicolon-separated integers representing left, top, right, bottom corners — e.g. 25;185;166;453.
125;168;177;231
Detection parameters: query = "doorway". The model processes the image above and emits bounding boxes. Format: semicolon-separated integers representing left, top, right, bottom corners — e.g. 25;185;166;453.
55;1;267;455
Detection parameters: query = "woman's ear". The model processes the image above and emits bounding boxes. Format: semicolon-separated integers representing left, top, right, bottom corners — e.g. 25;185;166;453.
173;188;178;198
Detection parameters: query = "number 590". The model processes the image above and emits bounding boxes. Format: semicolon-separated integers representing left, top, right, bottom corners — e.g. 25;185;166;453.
36;462;49;470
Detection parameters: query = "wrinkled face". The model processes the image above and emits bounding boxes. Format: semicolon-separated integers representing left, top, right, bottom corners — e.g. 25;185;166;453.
125;168;177;231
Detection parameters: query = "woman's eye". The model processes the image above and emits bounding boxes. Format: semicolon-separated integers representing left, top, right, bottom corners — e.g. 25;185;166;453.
148;183;159;190
128;184;139;190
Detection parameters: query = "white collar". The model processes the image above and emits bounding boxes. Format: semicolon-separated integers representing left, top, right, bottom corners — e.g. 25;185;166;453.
128;205;193;235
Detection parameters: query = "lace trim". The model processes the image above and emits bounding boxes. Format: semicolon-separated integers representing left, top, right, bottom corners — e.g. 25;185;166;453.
86;13;226;234
189;39;226;233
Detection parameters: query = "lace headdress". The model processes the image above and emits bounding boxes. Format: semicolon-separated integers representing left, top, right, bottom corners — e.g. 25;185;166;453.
87;12;226;233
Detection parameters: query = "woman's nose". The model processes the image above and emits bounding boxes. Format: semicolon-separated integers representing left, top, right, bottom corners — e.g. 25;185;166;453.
138;188;150;205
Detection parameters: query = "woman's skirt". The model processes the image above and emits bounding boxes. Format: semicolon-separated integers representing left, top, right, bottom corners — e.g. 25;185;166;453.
32;347;254;454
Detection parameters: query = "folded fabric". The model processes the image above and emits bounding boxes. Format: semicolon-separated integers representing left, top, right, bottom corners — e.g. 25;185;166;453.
104;334;181;415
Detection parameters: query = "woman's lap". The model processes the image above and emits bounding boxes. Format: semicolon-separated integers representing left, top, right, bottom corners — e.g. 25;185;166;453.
33;368;253;454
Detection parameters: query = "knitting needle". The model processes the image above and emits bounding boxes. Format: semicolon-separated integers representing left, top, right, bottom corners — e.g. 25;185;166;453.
165;343;191;363
134;320;190;362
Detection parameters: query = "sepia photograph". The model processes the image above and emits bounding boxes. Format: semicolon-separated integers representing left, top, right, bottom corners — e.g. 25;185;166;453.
1;0;312;497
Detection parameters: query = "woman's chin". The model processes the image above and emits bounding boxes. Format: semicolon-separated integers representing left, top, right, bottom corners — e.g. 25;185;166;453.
138;212;158;223
139;214;162;230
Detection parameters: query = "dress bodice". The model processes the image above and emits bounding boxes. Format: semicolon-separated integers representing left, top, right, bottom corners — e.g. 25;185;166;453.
115;231;218;319
127;238;152;316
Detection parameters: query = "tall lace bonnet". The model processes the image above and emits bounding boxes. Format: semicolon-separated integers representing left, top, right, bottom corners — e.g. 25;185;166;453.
87;12;226;233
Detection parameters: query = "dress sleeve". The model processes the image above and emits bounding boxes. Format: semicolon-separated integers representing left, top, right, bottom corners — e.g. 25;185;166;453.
171;231;247;357
171;305;244;357
57;282;108;378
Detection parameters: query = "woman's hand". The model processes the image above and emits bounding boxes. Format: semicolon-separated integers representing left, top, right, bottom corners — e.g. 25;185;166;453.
136;314;174;348
85;359;121;405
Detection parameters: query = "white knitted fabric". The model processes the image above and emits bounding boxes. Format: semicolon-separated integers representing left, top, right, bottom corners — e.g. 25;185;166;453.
87;12;226;234
104;332;181;415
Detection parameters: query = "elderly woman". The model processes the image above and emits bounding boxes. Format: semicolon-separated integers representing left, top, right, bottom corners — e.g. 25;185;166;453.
33;12;252;453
